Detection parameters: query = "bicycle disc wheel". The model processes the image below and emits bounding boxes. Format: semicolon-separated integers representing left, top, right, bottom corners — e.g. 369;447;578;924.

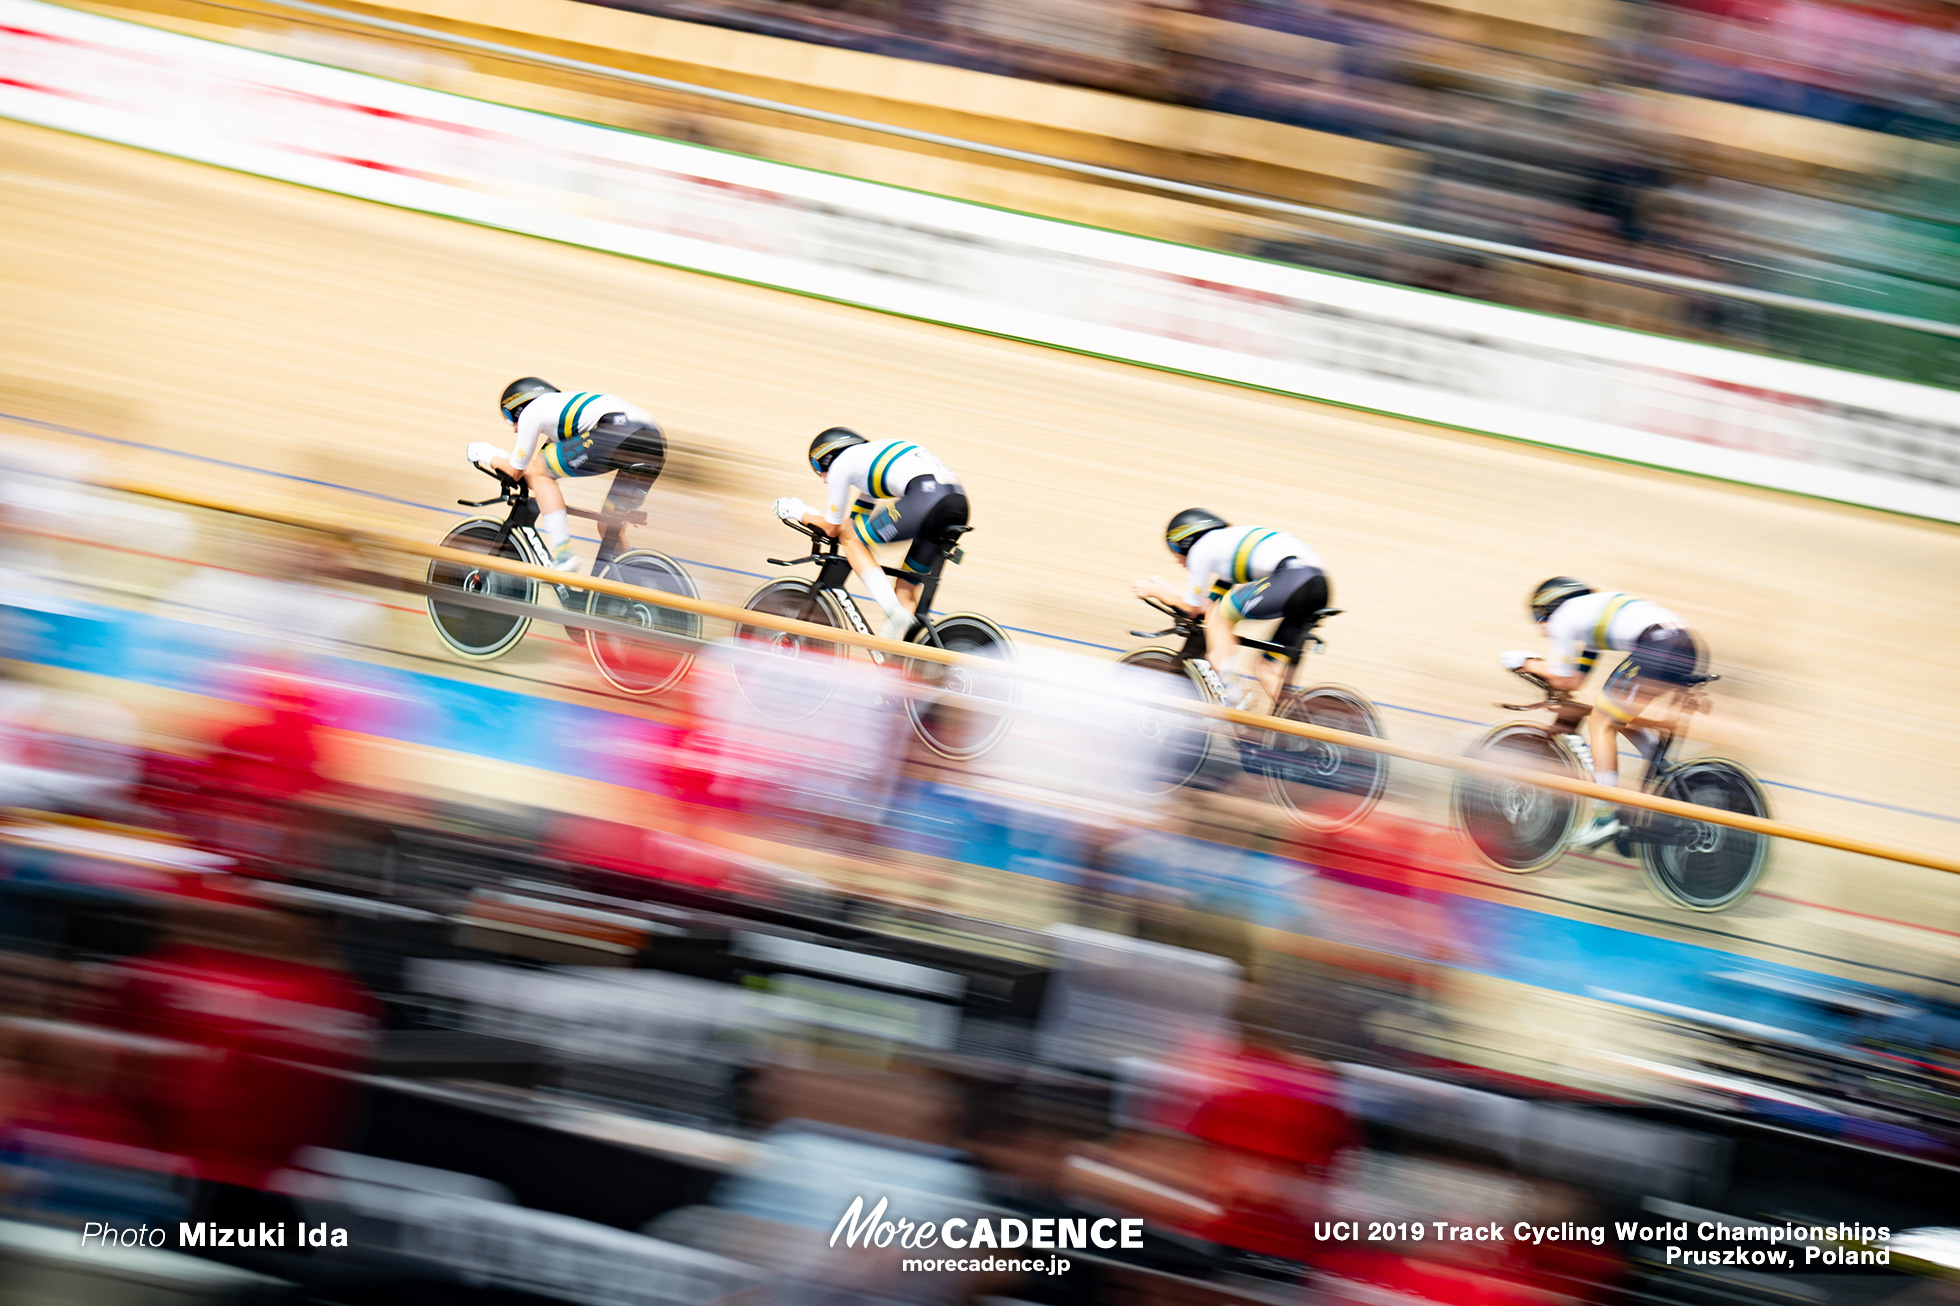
427;519;536;661
585;549;701;696
1260;684;1388;832
1639;759;1770;911
1454;723;1585;871
1115;647;1215;795
906;613;1015;762
733;579;846;722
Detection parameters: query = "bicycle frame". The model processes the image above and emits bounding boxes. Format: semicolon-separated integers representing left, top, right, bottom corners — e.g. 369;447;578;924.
1499;669;1715;778
460;462;647;574
1130;596;1335;705
765;518;966;663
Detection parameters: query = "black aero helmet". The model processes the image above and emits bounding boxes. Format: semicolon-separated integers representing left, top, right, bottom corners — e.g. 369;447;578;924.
1165;508;1229;557
499;377;558;422
1529;576;1593;622
809;427;867;475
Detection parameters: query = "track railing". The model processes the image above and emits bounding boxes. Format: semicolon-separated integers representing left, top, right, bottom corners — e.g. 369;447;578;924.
105;477;1960;878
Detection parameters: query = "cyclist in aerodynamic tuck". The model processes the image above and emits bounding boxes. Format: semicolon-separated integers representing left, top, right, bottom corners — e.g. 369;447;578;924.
772;428;968;641
1132;509;1331;714
465;377;667;578
1504;577;1710;849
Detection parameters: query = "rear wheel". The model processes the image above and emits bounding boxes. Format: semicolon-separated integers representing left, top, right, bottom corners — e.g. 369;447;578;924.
733;579;846;721
1638;759;1770;911
427;519;535;661
1115;647;1215;795
585;549;700;696
1260;685;1388;832
1455;723;1585;871
906;613;1014;761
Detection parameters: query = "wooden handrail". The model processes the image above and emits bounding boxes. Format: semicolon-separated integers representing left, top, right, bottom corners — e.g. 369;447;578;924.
99;477;1960;877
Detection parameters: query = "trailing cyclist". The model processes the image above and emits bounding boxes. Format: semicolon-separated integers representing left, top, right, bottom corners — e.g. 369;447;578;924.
1132;509;1330;713
466;378;667;579
1504;577;1709;849
772;428;968;640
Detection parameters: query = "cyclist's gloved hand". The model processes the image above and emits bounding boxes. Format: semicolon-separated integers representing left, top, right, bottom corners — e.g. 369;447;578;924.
773;496;809;525
467;442;509;468
1501;650;1532;671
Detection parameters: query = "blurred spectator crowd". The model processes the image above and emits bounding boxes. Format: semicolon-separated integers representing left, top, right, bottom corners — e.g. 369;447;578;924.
608;0;1960;384
0;452;1954;1303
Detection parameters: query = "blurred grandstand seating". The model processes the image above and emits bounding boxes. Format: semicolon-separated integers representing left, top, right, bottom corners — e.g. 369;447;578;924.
578;0;1960;382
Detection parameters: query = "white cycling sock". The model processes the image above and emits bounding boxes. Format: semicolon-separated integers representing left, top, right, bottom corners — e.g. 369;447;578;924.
538;509;569;549
857;566;906;623
1594;769;1619;789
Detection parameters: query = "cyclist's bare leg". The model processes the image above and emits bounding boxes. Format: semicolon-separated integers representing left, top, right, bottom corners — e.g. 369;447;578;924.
840;530;917;614
1204;603;1251;703
1617;693;1682;770
1587;680;1663;784
1570;680;1664;846
1260;656;1295;704
522;463;566;518
483;454;574;569
838;528;919;639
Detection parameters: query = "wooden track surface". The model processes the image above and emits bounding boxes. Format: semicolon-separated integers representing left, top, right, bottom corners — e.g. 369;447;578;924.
3;120;1958;986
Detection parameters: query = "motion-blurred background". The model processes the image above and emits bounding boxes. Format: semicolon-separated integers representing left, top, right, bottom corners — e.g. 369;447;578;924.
0;0;1957;1300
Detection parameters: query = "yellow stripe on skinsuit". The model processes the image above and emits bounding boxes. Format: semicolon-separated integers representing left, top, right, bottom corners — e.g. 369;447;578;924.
559;393;601;442
1591;593;1634;651
867;443;916;499
1232;529;1279;583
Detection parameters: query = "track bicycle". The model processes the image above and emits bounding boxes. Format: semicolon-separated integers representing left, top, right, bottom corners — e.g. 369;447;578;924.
733;514;1014;761
1116;597;1387;831
426;462;700;695
1453;667;1770;910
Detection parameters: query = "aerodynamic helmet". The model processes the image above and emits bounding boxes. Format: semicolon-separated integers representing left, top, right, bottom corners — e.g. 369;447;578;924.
1529;576;1593;622
499;377;558;422
809;427;868;475
1165;508;1230;557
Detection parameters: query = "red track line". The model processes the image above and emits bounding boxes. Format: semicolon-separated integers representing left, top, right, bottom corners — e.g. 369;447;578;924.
1755;890;1960;942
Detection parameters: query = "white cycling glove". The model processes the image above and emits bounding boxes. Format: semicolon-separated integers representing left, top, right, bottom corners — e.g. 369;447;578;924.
466;442;509;467
1501;650;1533;671
772;496;810;525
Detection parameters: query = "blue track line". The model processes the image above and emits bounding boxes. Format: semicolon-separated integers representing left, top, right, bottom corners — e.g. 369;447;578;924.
12;407;1957;827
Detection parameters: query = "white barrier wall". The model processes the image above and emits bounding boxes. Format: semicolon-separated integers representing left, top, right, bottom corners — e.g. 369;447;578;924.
2;0;1956;520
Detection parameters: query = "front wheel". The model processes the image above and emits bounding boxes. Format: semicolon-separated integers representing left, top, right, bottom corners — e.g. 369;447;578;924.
732;579;847;722
585;550;701;696
1115;647;1215;795
1259;685;1388;832
1454;723;1586;871
427;519;536;661
906;613;1015;762
1638;759;1770;911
